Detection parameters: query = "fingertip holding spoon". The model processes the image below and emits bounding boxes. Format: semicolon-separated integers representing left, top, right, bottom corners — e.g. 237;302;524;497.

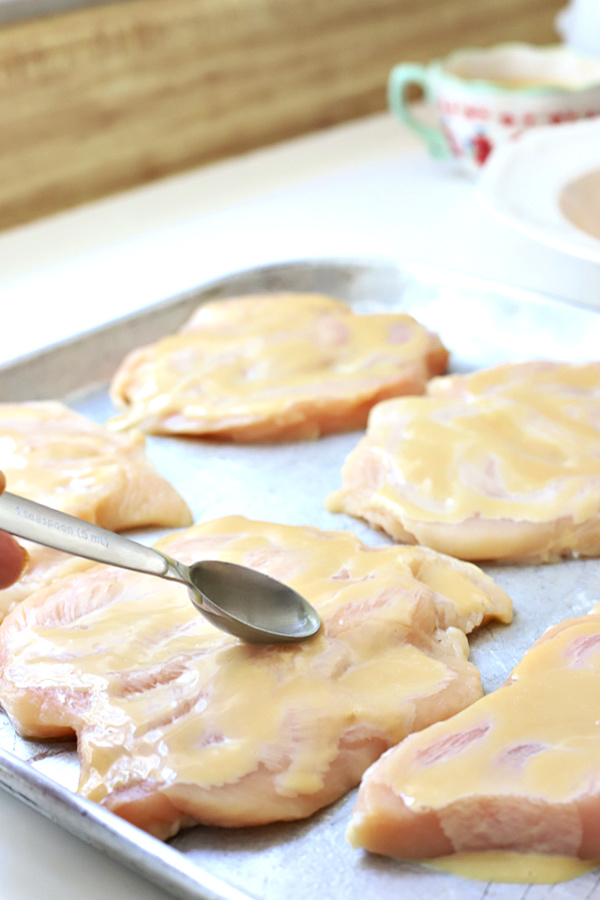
0;492;321;644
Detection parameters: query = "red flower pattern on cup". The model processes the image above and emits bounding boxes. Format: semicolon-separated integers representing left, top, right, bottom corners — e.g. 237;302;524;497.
439;99;600;130
470;132;494;165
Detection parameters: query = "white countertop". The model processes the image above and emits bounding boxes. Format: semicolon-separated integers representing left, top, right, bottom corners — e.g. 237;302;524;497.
1;112;599;370
0;111;598;900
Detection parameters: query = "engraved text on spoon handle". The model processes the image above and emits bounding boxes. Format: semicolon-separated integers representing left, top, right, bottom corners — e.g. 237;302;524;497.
0;491;170;578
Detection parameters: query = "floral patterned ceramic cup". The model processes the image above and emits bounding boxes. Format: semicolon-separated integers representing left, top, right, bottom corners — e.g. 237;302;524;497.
388;43;600;175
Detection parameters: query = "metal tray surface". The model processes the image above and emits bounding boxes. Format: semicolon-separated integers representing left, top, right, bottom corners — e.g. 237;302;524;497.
1;258;600;900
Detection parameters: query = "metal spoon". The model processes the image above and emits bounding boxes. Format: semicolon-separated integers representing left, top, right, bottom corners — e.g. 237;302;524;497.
0;491;321;644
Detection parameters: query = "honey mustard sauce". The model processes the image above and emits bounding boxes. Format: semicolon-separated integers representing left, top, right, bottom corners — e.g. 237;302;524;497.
427;851;598;884
0;401;192;622
107;293;447;434
347;604;600;884
0;400;190;527
328;362;600;527
0;400;145;500
0;518;511;836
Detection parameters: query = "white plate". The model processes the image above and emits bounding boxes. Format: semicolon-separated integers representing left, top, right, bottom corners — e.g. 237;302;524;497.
477;116;600;264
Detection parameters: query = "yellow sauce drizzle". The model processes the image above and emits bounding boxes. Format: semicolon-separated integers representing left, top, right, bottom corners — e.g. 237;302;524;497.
107;293;448;437
348;606;600;883
329;361;600;526
427;851;599;884
0;517;511;836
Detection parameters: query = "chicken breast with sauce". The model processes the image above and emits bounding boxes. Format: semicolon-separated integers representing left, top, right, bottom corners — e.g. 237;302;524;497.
0;516;511;840
0;401;192;619
327;361;600;564
108;292;449;441
348;604;600;884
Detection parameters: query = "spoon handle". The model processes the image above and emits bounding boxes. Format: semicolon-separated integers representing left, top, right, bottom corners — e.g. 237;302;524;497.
0;491;171;579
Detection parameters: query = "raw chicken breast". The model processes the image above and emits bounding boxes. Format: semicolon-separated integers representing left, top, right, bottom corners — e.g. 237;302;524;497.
0;401;191;529
108;292;449;441
327;361;600;564
0;401;192;620
0;517;511;840
0;546;95;621
348;605;600;879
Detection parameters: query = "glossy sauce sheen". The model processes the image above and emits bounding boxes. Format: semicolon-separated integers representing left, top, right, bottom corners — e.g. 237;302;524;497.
0;401;191;528
108;293;449;441
0;517;511;840
0;401;191;620
347;606;600;883
327;361;600;563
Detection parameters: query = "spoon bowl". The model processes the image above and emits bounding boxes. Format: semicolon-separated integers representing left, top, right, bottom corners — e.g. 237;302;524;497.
0;491;321;644
163;553;321;642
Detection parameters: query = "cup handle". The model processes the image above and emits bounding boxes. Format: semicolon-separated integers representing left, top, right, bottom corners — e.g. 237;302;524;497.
387;63;451;159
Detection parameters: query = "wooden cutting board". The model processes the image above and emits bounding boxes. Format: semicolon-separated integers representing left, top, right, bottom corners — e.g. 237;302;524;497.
0;0;564;230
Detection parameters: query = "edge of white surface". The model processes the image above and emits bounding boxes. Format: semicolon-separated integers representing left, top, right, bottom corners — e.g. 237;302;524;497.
0;113;410;281
0;113;428;367
0;748;248;900
1;109;600;900
2;109;600;372
477;117;600;263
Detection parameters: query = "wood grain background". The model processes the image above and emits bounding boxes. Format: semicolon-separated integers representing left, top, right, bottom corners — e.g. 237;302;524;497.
0;0;564;230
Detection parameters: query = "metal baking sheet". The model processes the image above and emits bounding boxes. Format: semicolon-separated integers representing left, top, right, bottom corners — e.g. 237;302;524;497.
1;257;600;900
